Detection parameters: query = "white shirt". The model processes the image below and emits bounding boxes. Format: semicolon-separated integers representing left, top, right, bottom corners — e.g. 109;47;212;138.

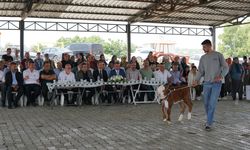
126;69;142;81
188;72;196;86
58;70;76;82
188;72;204;86
23;69;40;85
154;70;172;83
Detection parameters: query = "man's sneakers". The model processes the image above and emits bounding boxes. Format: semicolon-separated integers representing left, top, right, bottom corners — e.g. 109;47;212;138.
205;125;212;131
203;122;212;131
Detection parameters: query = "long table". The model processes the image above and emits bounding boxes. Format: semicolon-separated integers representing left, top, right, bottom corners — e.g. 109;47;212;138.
47;80;166;106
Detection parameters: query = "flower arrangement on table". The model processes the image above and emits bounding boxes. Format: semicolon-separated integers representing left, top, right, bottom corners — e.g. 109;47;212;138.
108;75;126;83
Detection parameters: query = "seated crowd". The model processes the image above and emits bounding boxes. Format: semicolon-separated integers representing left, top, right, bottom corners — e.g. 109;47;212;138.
0;48;249;109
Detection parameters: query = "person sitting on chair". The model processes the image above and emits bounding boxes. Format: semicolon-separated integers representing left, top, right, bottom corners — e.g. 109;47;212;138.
108;61;126;104
126;62;142;101
109;60;126;78
58;63;77;105
93;61;108;82
40;61;56;104
93;61;109;103
23;60;41;106
140;60;155;101
170;62;187;86
5;62;23;109
76;62;94;105
154;63;172;83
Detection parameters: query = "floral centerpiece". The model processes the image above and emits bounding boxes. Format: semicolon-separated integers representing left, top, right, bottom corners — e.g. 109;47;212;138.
108;75;126;83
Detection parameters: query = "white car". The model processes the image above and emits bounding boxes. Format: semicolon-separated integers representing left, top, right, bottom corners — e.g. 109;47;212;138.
41;47;73;61
189;54;202;67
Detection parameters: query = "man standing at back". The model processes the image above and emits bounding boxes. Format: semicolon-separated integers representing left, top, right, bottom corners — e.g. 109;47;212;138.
193;39;228;131
2;48;13;68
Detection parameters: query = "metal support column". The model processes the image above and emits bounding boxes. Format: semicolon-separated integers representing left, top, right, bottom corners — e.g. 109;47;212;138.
127;23;131;61
20;20;24;60
212;26;216;51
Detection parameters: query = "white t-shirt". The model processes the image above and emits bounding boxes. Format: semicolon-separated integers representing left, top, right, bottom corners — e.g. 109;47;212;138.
58;71;76;82
23;69;40;85
154;70;172;83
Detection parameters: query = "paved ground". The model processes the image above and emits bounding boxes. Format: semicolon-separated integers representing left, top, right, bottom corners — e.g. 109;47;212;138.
0;98;250;150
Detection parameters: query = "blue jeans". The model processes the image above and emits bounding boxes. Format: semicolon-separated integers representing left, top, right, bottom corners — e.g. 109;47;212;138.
203;81;222;126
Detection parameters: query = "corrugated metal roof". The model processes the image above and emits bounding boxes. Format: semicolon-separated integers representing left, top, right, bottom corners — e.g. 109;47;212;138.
0;0;250;26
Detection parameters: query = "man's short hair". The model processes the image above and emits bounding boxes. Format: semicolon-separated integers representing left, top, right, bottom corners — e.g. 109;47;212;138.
98;60;104;64
29;60;34;64
129;61;135;64
7;48;11;51
65;63;72;67
172;62;179;66
201;39;212;46
233;57;239;61
114;60;120;64
10;62;17;66
43;61;50;66
243;56;247;59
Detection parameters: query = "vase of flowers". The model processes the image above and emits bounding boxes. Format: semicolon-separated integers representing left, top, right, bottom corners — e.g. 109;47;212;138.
109;75;126;83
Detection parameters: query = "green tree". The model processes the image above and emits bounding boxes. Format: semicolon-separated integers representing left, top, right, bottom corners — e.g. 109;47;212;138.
103;39;127;57
218;25;250;58
31;43;47;52
55;35;105;47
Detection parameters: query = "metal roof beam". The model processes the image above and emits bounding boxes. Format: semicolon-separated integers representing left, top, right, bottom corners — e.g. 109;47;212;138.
33;9;135;17
215;13;250;27
140;0;220;22
128;0;170;23
27;16;128;22
155;16;224;22
35;1;145;10
175;11;236;17
22;0;45;20
0;0;23;3
219;0;250;4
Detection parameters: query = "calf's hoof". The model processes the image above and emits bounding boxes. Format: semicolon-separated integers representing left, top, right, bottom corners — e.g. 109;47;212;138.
187;112;192;120
178;114;184;122
167;121;172;125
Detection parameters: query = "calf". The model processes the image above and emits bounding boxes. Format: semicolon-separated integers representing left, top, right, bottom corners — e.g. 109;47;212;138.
161;84;193;124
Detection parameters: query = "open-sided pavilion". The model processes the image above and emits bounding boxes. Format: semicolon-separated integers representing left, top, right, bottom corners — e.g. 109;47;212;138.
0;0;250;59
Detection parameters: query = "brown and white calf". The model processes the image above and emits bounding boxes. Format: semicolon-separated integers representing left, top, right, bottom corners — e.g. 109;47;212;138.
160;84;193;124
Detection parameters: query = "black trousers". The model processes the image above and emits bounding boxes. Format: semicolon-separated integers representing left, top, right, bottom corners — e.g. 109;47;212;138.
225;74;231;95
41;83;50;102
231;79;243;100
107;85;124;103
25;84;41;105
139;85;155;101
6;86;23;107
220;83;225;98
1;84;6;107
81;88;95;105
59;88;78;105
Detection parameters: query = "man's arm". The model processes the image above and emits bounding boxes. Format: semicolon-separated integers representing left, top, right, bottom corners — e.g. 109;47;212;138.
195;57;205;82
219;53;229;78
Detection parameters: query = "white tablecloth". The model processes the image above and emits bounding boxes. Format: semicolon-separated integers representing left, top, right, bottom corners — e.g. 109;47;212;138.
47;80;166;105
